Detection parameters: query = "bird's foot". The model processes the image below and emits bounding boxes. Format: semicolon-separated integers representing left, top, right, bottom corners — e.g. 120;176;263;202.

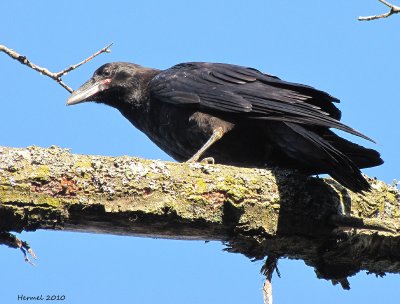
186;156;215;164
200;157;215;164
186;154;199;163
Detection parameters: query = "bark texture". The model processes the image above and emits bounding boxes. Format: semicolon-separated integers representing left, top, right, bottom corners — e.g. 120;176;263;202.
0;145;399;284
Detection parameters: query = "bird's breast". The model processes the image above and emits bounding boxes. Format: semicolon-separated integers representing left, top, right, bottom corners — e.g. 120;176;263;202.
124;103;212;161
121;101;277;167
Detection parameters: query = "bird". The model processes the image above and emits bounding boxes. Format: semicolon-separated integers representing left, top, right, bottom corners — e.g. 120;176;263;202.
66;61;383;192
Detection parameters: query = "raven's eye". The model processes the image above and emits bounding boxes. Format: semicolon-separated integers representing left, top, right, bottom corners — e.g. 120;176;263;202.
103;69;112;77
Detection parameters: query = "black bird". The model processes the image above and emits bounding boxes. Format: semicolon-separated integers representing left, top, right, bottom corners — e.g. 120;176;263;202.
66;62;383;192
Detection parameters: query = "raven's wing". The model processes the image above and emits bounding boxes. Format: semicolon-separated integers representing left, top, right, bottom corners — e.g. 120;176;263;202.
149;62;372;141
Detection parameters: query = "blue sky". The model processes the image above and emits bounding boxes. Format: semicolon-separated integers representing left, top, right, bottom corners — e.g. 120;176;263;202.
1;1;399;303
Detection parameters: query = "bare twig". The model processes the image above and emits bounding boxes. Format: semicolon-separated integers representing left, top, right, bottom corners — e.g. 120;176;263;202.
0;43;113;92
57;43;113;77
359;0;400;21
263;279;273;304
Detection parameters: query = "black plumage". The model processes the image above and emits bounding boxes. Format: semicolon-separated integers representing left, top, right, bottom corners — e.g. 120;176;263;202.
66;62;383;192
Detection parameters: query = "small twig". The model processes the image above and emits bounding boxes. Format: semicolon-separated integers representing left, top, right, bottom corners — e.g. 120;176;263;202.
359;0;400;21
56;43;113;77
0;232;37;265
0;43;113;92
263;278;273;304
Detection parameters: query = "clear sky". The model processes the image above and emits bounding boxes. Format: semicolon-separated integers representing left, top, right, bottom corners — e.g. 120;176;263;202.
1;1;399;303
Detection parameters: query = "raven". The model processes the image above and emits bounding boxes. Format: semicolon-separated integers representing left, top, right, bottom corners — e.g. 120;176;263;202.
66;62;383;192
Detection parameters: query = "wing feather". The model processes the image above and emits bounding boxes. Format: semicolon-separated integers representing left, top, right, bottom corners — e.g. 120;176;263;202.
149;62;372;141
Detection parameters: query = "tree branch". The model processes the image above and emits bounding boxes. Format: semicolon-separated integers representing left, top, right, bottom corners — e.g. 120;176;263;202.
359;0;400;21
0;145;399;286
0;43;113;92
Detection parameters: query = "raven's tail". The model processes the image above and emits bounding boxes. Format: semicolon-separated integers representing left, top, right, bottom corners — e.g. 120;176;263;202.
322;130;383;169
268;122;382;192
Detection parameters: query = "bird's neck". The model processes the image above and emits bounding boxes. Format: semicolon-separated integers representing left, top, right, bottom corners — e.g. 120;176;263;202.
108;68;161;135
118;94;152;130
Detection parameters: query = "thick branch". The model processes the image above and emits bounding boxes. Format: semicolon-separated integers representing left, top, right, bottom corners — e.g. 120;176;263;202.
0;146;399;283
0;43;112;92
359;0;400;21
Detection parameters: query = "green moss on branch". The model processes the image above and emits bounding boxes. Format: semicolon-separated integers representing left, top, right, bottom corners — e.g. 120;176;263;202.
0;145;399;283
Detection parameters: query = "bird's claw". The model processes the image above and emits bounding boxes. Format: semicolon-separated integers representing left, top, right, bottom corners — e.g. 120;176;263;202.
185;156;215;164
200;157;215;164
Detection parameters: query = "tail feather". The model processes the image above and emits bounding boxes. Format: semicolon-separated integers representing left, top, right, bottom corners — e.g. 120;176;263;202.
285;123;372;192
322;130;383;169
269;122;376;192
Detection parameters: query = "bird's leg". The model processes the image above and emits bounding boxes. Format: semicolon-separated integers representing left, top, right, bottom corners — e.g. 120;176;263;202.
186;127;225;163
199;157;215;164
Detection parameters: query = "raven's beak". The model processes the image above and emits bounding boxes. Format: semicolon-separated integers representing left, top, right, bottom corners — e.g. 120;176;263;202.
66;78;111;106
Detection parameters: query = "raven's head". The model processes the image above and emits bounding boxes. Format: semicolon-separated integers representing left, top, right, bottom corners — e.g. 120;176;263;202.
66;62;157;108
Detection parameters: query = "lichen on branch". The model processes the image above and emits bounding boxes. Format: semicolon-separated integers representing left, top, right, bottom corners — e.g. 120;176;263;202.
0;145;399;284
